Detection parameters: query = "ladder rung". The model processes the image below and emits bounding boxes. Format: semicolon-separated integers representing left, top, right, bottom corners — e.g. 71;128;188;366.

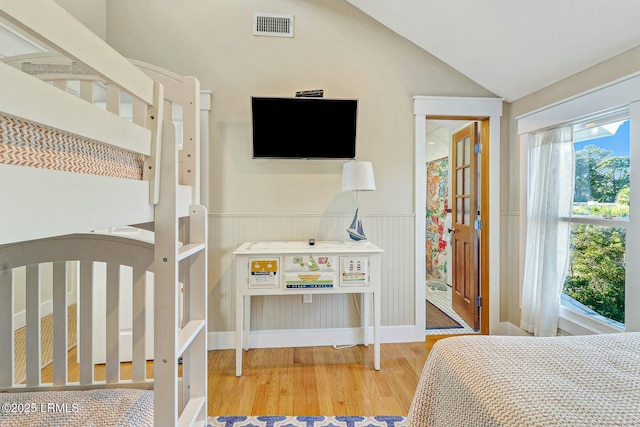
178;242;205;261
177;320;205;357
178;396;206;427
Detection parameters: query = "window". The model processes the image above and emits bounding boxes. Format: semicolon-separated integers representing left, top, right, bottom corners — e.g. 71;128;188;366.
517;73;640;334
562;115;629;329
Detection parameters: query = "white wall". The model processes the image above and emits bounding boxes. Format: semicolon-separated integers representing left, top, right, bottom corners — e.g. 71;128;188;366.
105;0;492;214
95;1;495;342
425;124;450;163
55;0;107;40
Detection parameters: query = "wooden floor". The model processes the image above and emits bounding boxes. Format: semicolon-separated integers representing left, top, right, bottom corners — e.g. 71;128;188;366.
41;337;450;416
207;341;435;416
40;346;157;384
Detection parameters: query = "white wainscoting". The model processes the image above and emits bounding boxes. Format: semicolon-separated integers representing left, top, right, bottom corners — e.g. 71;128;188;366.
208;213;416;348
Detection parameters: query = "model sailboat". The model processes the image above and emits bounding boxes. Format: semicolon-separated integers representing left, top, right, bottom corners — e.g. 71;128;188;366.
347;207;367;241
342;160;376;243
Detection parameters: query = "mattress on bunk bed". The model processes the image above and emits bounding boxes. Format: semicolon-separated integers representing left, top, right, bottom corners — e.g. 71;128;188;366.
0;388;153;426
0;112;145;180
408;332;640;427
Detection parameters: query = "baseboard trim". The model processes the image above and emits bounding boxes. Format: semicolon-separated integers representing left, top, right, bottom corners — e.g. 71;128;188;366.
13;300;52;331
504;322;531;336
13;292;76;332
207;325;419;351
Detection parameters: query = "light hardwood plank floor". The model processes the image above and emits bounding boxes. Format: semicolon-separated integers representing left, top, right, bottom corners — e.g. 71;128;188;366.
40;346;157;384
40;338;455;416
207;342;430;416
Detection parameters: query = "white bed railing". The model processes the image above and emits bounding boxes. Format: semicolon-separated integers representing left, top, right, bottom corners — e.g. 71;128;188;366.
1;53;202;205
0;0;167;206
0;51;201;244
0;56;163;206
0;234;155;391
0;63;154;157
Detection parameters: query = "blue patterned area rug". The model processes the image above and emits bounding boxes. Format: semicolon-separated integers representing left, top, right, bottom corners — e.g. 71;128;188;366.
207;415;407;427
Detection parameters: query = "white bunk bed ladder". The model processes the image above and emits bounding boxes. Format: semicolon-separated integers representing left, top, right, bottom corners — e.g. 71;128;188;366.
154;120;208;427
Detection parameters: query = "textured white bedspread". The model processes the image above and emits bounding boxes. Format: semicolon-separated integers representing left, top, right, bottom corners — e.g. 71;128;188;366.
408;333;640;427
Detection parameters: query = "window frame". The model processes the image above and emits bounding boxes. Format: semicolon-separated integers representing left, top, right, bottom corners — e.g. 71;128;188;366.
517;72;640;334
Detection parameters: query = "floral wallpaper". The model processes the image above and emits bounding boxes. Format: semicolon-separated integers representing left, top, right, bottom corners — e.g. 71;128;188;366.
426;157;448;282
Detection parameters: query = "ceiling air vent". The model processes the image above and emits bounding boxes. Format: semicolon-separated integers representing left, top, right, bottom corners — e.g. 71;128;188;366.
253;13;294;38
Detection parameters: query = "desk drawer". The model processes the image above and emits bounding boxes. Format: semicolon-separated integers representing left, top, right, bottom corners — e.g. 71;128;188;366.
339;256;370;286
284;254;337;289
248;257;281;289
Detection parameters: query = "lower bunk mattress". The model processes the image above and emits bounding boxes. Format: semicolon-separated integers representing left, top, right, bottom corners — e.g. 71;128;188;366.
0;388;153;426
408;332;640;427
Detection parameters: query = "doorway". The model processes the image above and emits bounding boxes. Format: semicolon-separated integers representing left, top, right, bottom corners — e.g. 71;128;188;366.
425;120;482;335
413;96;503;339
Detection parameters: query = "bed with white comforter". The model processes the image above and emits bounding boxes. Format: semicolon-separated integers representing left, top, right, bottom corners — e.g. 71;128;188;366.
408;333;640;427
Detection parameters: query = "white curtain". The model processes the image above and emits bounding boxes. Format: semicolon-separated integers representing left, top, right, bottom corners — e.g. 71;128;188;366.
521;126;574;336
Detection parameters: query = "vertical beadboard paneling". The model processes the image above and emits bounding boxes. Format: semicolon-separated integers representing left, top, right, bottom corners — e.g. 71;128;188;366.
209;213;415;334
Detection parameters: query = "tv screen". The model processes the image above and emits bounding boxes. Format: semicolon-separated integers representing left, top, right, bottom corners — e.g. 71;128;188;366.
251;97;358;159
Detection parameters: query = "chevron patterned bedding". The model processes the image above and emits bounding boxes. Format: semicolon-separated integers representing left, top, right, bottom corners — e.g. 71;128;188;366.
408;333;640;427
0;113;145;180
0;388;153;426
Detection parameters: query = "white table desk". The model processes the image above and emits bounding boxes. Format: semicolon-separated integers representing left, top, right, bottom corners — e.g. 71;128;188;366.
233;241;383;376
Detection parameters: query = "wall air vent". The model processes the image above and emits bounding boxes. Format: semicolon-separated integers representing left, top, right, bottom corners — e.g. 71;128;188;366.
253;13;294;38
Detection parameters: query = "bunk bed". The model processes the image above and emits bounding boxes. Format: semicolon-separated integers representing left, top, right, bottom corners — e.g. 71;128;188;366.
408;333;640;427
0;1;208;426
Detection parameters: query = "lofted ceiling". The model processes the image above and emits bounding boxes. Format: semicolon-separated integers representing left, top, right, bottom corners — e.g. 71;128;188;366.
346;0;640;102
4;2;640;103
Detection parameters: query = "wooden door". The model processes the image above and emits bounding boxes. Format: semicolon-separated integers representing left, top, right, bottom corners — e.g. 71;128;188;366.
450;123;480;330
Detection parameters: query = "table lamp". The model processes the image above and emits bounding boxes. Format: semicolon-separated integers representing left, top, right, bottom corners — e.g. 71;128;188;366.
342;160;376;242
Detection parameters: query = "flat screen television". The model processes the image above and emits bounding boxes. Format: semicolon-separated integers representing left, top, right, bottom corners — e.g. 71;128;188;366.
251;97;358;159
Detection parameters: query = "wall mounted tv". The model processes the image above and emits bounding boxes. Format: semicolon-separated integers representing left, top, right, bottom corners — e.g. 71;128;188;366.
251;96;358;159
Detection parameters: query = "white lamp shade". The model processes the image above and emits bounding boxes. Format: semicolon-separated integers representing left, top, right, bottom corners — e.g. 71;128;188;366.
342;161;376;192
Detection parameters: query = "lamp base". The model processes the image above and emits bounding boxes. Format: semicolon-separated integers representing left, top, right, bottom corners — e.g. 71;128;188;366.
343;237;373;246
346;207;368;242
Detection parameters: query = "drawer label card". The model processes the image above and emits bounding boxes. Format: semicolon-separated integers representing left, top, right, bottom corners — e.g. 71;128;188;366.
249;258;279;287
